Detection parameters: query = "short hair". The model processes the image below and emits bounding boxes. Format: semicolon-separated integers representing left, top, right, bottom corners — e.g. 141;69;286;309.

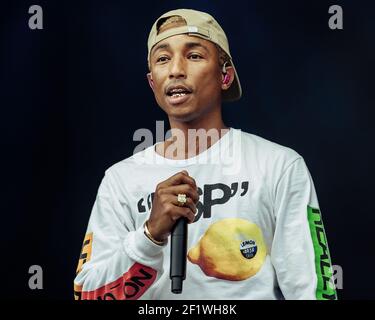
148;15;231;70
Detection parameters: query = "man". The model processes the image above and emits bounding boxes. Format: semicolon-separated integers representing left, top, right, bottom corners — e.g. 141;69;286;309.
74;9;337;300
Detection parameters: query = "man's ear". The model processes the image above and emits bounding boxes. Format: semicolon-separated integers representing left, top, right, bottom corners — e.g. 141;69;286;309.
221;66;235;91
147;72;155;91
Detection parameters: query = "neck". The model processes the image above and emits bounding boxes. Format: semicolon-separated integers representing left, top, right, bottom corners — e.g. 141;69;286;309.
157;109;229;160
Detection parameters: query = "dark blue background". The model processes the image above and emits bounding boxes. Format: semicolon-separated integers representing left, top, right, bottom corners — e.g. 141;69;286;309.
1;0;374;299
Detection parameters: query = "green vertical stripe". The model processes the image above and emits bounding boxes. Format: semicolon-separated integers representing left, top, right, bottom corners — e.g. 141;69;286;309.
307;206;337;300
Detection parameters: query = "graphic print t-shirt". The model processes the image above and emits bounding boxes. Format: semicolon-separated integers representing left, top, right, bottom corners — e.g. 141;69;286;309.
74;128;337;300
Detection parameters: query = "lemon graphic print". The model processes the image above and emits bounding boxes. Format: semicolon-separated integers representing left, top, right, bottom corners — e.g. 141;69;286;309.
188;218;267;281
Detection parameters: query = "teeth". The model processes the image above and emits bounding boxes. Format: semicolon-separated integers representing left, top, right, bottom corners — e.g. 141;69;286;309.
171;93;187;97
169;88;190;96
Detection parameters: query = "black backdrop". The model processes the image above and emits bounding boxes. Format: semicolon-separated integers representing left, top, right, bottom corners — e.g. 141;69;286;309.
1;0;374;299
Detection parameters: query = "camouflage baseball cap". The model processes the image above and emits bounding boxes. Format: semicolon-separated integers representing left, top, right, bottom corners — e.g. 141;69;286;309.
147;9;242;102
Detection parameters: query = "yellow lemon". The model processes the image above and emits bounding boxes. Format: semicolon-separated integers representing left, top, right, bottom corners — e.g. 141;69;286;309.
188;218;267;281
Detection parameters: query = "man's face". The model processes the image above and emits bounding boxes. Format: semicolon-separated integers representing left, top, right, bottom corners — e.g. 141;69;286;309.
147;34;224;122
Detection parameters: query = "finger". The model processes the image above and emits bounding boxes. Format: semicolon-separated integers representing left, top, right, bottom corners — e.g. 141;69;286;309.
163;184;199;203
172;206;196;224
169;195;196;214
160;193;196;214
162;171;197;189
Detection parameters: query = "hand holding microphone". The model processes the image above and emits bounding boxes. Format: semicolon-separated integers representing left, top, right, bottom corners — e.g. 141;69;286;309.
146;170;198;293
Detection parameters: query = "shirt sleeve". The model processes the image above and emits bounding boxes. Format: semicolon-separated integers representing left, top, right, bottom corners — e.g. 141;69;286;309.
270;157;337;300
73;169;165;300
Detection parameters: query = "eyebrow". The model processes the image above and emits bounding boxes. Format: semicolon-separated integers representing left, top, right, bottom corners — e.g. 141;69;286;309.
151;41;209;57
185;42;209;52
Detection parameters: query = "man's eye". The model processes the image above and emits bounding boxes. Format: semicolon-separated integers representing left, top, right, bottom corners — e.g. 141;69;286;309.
189;54;203;60
156;56;169;63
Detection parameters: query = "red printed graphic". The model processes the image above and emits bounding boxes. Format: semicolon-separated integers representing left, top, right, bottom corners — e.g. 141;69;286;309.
81;263;157;300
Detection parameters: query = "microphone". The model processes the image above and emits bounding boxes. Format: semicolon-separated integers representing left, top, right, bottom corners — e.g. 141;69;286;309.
170;217;188;294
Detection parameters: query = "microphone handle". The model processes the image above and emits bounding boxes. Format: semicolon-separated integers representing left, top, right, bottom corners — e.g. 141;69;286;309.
170;217;188;294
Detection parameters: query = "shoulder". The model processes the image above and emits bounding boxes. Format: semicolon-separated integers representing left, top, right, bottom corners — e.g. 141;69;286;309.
237;129;302;168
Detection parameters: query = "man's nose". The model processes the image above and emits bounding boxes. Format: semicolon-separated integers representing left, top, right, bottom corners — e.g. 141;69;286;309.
168;56;186;79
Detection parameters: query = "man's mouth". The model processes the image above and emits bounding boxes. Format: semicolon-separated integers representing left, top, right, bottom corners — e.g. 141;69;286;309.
169;91;189;97
166;86;192;96
165;85;192;105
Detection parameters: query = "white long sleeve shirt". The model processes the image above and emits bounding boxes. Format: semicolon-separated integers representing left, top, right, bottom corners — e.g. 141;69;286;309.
73;128;337;300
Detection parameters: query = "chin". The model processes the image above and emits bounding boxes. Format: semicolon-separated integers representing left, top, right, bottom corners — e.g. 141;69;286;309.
169;108;200;122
